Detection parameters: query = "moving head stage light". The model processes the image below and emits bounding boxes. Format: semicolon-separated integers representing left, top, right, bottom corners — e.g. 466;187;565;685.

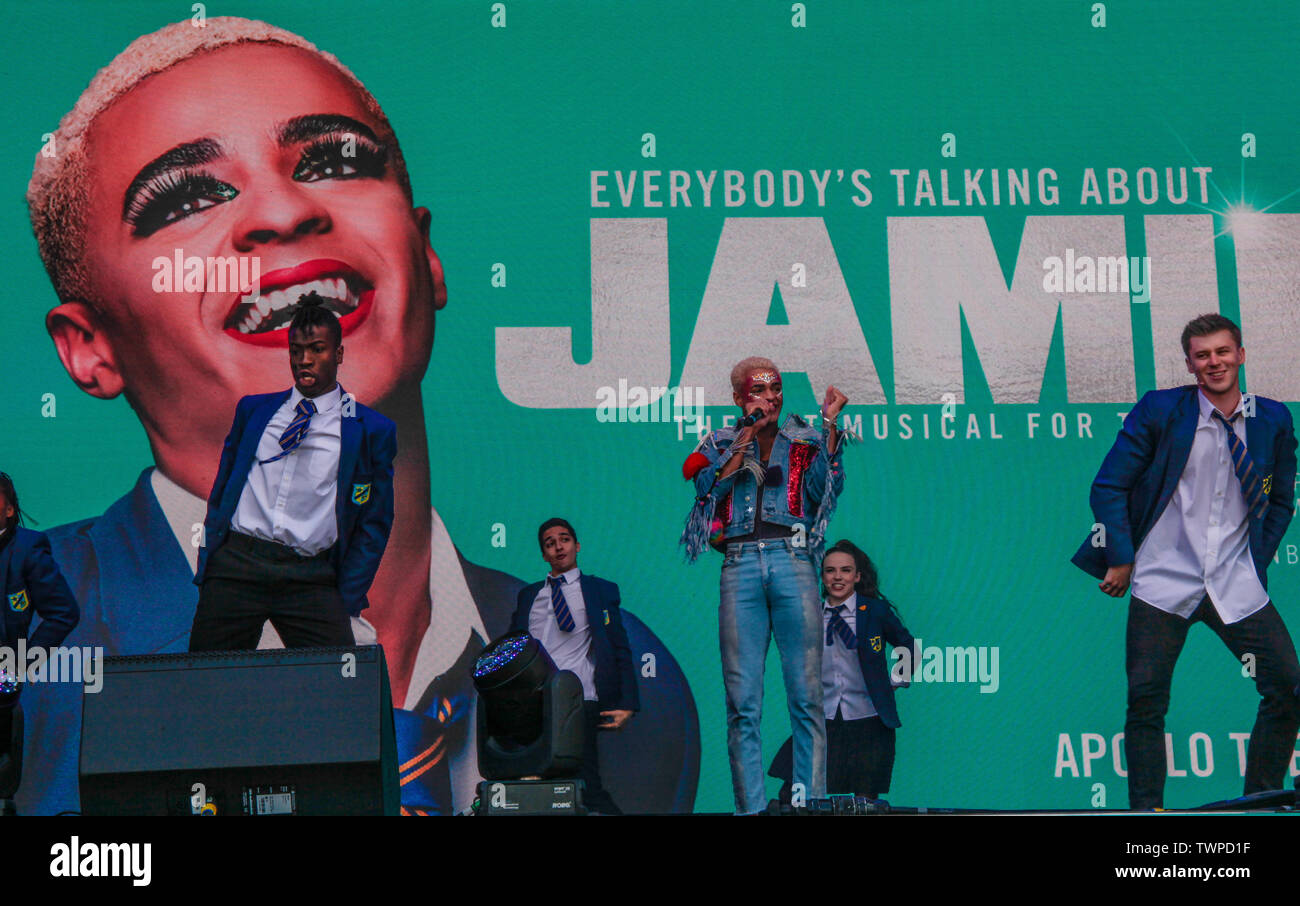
471;632;585;814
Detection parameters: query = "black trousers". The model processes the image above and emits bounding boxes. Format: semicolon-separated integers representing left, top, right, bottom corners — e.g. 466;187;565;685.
581;701;621;815
189;532;355;652
1126;595;1300;809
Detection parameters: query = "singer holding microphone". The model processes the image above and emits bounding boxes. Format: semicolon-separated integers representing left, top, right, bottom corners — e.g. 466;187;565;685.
681;357;848;814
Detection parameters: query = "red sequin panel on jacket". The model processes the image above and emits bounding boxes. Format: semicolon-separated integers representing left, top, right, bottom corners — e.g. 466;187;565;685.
787;442;817;518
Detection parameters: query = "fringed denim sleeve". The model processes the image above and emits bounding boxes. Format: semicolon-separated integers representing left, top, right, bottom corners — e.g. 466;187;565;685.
680;430;740;562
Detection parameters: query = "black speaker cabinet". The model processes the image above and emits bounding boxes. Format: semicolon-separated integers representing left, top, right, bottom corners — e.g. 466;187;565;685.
79;646;398;816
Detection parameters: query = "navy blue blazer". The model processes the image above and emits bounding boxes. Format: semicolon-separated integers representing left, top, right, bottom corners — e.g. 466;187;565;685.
0;527;78;652
510;573;640;713
1072;386;1298;588
22;473;698;816
195;388;396;615
769;593;916;785
849;595;916;730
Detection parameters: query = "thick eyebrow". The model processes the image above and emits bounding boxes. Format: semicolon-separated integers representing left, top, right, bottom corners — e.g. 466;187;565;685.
122;137;223;218
277;114;380;147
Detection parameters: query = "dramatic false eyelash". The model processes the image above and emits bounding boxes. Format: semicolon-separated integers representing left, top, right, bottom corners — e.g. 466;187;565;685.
124;169;237;237
123;135;388;237
293;134;389;181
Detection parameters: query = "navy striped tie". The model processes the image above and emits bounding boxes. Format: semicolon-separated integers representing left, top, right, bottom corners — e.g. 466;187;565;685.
548;575;576;632
1212;410;1268;520
826;605;856;649
261;399;316;465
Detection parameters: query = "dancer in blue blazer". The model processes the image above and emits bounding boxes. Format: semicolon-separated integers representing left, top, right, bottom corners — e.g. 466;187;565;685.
510;518;639;813
190;298;395;650
0;472;79;801
1072;314;1300;809
770;540;915;802
0;474;79;655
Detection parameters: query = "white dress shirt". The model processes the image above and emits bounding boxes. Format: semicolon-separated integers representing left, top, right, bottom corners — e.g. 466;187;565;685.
232;385;342;556
529;567;598;701
1131;389;1269;623
822;593;876;720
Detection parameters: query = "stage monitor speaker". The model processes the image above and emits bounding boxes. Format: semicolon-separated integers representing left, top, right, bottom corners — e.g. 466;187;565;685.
79;646;398;816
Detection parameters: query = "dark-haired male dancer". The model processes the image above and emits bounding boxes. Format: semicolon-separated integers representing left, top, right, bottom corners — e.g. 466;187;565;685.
509;517;638;814
1073;314;1300;808
190;294;395;650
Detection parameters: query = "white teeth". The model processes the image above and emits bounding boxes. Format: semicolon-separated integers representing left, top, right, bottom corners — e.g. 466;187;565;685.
233;275;362;334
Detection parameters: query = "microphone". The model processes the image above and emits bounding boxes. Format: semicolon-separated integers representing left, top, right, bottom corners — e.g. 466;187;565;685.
738;406;766;428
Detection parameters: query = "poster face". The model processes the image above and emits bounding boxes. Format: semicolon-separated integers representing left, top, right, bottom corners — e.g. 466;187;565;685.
5;0;1300;814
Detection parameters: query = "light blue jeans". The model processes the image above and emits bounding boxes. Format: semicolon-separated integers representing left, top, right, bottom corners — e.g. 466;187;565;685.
719;538;826;814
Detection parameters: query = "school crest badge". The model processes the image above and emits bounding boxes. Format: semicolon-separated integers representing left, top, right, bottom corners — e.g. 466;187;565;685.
870;635;882;652
8;589;30;612
1263;475;1272;495
351;483;371;505
603;609;611;626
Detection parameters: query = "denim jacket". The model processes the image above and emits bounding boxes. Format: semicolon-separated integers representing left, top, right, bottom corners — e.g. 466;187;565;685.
682;414;845;562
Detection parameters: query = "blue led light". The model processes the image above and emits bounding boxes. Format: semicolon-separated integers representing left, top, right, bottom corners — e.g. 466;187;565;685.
473;636;528;677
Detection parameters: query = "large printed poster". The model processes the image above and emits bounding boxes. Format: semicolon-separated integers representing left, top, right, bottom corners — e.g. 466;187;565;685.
4;0;1300;814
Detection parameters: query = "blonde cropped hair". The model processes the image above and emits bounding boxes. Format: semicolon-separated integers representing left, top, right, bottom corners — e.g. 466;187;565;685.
27;17;412;303
730;356;781;394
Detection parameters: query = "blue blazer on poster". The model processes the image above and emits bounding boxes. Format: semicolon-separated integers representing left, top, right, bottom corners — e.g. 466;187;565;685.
0;527;79;652
194;388;396;616
510;573;641;713
1071;386;1298;587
